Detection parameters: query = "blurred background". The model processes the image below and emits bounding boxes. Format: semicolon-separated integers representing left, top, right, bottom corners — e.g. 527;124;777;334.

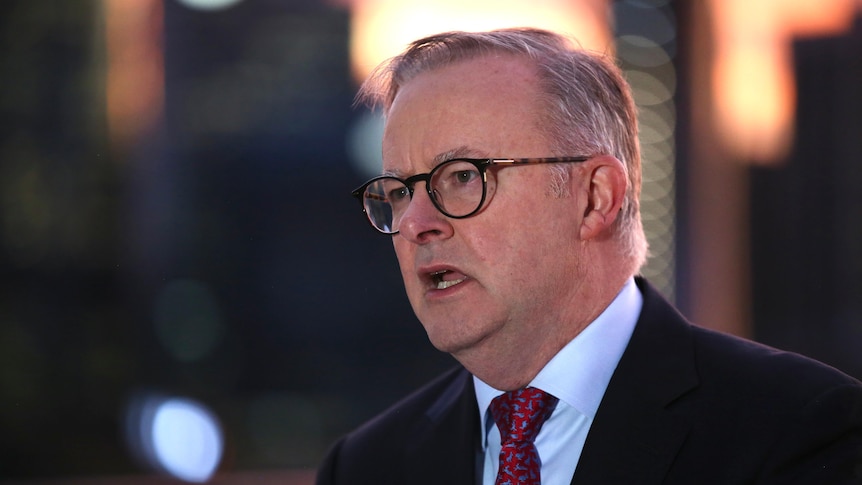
0;0;860;483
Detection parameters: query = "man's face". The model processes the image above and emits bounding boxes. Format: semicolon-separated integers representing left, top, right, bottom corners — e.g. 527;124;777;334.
381;55;587;365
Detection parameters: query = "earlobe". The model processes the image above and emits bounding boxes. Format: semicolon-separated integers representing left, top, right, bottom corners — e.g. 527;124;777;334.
579;156;627;240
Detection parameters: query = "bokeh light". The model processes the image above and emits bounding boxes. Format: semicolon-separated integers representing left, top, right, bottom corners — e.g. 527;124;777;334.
708;0;859;162
175;0;244;11
614;0;678;298
347;0;612;82
126;394;224;483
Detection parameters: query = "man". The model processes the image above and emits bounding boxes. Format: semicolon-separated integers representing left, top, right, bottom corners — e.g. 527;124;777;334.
317;28;862;484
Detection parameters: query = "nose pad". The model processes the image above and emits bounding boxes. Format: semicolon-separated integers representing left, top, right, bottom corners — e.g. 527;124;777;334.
399;182;437;223
397;182;453;241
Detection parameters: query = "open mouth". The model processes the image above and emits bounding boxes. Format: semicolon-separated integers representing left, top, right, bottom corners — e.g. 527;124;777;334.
430;270;467;290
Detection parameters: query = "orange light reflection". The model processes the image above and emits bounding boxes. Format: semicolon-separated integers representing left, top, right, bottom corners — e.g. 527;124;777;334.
104;0;164;151
345;0;611;83
709;0;859;163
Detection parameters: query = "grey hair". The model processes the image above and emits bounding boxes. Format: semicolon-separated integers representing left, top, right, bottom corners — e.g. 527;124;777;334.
357;28;648;271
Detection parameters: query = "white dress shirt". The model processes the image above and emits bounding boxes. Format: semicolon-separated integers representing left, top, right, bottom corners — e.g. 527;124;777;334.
474;277;642;485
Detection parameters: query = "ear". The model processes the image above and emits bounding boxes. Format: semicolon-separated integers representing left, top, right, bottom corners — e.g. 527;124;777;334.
579;155;628;240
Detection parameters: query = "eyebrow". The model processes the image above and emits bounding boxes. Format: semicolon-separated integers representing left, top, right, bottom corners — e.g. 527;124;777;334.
383;146;485;178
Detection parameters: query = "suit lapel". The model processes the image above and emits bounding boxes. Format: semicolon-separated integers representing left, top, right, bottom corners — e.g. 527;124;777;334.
398;279;699;485
405;368;481;485
571;278;699;485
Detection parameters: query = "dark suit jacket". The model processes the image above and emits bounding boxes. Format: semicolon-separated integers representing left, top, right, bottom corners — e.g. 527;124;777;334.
316;278;862;484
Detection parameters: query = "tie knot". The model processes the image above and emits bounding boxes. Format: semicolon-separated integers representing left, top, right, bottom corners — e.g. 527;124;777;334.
489;387;558;444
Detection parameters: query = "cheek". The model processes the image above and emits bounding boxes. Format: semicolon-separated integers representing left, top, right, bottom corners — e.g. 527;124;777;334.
393;240;427;303
392;239;413;275
469;221;532;282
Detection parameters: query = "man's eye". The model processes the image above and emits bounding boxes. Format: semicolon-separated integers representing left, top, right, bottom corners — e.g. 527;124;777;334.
388;186;410;201
453;170;479;184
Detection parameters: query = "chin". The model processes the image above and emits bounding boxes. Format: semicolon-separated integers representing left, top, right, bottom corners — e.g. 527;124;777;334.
421;322;460;352
424;330;459;353
423;322;487;356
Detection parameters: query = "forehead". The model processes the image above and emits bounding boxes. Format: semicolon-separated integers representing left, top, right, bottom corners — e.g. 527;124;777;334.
381;55;548;173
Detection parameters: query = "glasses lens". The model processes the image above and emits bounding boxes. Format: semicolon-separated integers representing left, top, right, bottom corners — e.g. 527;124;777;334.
363;177;410;233
430;160;485;217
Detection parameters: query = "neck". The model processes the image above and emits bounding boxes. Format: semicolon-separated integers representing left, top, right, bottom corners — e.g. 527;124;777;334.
456;267;632;391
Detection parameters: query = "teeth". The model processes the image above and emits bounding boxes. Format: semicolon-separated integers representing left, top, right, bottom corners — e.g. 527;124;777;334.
431;271;465;290
437;278;465;290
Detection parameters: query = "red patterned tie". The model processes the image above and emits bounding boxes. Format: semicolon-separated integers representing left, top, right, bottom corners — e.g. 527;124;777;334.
489;387;558;485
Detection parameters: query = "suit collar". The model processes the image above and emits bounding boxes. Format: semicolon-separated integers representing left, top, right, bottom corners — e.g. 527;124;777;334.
571;277;699;484
398;278;700;485
404;368;482;484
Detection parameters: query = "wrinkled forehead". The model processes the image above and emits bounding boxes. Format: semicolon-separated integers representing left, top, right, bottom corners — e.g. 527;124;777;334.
380;56;550;175
385;51;538;112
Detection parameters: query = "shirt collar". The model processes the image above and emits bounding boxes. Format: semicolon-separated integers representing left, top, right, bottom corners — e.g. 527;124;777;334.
474;277;642;445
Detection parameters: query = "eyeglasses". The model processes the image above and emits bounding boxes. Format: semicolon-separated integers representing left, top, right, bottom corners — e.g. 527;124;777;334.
351;157;590;234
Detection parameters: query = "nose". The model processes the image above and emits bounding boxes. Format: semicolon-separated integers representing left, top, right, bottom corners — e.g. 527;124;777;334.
397;182;454;244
